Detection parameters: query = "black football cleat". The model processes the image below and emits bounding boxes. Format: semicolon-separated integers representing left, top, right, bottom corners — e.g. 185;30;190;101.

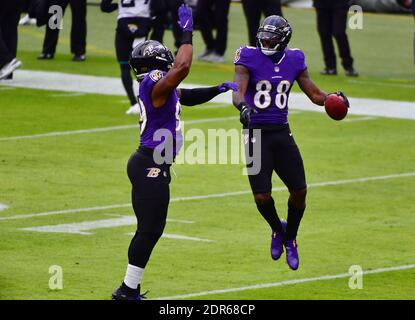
320;68;337;76
112;287;140;301
38;53;54;60
0;58;22;80
345;68;359;77
111;285;148;301
72;54;86;62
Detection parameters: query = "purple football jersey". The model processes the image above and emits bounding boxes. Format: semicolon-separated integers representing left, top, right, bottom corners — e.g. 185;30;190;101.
234;46;307;126
137;70;183;156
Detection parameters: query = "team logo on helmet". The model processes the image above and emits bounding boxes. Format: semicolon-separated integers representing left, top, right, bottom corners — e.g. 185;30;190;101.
143;43;166;57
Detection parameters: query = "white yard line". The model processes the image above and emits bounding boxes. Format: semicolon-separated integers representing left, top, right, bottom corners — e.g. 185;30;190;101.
3;70;415;120
19;216;193;235
0;125;137;141
346;79;415;89
342;116;375;122
0;116;238;142
49;92;86;97
161;233;213;242
1;171;414;222
127;232;213;243
153;264;415;300
0;114;379;142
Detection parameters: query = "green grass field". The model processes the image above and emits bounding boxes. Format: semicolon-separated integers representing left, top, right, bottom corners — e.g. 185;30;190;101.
0;4;414;300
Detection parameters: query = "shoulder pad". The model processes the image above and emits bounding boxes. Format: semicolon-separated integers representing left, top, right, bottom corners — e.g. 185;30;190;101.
234;45;256;64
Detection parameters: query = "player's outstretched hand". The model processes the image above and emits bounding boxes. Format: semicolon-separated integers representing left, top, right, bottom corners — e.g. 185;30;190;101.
178;4;193;32
218;82;239;93
334;91;350;108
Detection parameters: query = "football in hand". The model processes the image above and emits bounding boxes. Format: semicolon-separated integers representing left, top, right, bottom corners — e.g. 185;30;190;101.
324;94;348;121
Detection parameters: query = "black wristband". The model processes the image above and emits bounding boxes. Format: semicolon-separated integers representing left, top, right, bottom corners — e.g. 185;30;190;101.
237;102;248;111
181;31;193;45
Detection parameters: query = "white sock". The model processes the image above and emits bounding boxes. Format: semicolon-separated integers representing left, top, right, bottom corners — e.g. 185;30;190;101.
123;264;144;289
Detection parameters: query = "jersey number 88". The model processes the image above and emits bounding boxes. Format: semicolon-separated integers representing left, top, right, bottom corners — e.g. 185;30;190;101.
254;80;291;110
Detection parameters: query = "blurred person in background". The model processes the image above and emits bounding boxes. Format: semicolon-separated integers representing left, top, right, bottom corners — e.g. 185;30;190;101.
196;0;231;63
38;0;87;61
149;0;183;53
241;0;283;47
0;0;24;81
101;0;152;115
313;0;359;76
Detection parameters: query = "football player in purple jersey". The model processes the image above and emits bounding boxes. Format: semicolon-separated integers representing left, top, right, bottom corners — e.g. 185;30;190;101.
233;15;349;270
112;4;238;300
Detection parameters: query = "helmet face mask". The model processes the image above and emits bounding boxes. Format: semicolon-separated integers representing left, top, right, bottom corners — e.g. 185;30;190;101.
129;40;174;80
257;31;286;55
256;16;292;56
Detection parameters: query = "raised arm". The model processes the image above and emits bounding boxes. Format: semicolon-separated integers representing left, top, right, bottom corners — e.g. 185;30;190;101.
296;69;327;106
151;4;193;108
178;82;238;106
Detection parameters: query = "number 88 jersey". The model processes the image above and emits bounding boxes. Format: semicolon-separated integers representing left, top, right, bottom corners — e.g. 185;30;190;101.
234;46;307;126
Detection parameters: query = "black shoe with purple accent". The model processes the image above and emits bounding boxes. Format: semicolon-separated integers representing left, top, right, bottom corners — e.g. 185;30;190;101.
111;283;147;301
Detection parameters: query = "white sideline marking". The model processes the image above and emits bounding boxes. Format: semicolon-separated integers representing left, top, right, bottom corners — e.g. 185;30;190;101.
127;232;213;242
0;125;137;141
4;70;415;120
162;233;213;242
49;93;86;97
153;264;415;300
0;203;9;211
342;116;375;122
346;79;415;89
19;216;193;235
0;86;16;91
0;116;238;142
1;171;414;222
0;114;378;142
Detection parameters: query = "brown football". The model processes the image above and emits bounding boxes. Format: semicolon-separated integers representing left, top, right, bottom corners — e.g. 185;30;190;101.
324;94;348;121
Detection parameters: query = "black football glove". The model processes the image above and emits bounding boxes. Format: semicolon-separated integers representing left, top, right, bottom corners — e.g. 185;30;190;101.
239;103;251;128
334;91;350;108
